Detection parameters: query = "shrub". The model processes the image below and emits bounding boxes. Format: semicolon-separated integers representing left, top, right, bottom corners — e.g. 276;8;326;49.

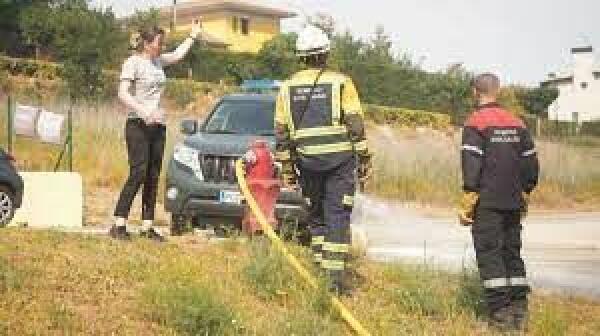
164;79;222;108
365;104;452;130
454;270;485;316
0;258;23;293
382;264;450;317
0;55;62;80
276;310;343;336
530;306;568;336
142;281;242;336
242;239;307;302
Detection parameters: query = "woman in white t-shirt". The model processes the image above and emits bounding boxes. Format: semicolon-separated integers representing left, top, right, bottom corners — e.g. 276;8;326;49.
111;22;201;241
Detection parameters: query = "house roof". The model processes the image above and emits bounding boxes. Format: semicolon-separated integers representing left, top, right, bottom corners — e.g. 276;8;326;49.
161;0;297;19
541;47;600;85
196;30;230;47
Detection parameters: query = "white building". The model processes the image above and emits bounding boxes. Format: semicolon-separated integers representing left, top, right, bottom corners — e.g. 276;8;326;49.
542;46;600;123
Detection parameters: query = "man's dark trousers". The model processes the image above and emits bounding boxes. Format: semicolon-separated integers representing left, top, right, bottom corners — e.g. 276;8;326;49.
300;158;356;277
472;206;530;313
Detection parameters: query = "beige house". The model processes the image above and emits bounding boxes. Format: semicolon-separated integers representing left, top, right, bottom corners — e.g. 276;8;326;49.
542;46;600;122
160;0;296;53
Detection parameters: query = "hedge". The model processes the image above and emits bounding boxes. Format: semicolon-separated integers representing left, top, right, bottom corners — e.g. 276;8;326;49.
0;55;62;80
364;104;452;130
0;55;231;103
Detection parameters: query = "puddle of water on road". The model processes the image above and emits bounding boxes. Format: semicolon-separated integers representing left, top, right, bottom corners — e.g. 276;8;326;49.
353;194;600;298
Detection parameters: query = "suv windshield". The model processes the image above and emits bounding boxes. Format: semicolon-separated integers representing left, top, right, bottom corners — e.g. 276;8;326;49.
204;100;275;136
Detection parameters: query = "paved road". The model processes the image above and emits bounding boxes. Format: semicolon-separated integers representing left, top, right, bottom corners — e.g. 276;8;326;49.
353;196;600;298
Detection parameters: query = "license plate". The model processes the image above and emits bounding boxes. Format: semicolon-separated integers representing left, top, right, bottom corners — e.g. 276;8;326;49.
219;191;243;205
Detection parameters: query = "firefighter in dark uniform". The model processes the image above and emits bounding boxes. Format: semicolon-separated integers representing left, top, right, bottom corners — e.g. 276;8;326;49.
274;25;371;295
459;73;539;331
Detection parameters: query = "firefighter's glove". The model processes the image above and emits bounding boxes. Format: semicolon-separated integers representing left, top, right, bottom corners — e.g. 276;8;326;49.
357;152;373;184
458;191;479;226
521;192;531;218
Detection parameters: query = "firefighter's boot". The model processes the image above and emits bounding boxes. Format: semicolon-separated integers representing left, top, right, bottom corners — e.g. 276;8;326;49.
327;269;352;297
512;299;529;331
489;306;515;331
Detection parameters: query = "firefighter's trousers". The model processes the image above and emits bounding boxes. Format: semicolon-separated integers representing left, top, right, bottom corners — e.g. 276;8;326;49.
472;207;530;313
300;158;356;281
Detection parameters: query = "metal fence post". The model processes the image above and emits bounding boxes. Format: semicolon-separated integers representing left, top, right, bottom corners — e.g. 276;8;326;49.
68;102;73;172
7;95;13;154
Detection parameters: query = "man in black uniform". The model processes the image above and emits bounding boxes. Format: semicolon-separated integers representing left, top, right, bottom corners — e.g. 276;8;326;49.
459;73;539;330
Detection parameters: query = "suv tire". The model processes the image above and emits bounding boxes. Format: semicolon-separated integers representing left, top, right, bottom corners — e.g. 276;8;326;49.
0;186;16;228
170;214;189;236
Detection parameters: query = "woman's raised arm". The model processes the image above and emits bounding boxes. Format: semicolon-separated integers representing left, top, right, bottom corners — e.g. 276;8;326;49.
160;20;203;66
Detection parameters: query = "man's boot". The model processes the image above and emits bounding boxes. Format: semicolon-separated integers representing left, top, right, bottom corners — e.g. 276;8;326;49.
489;306;515;331
327;270;352;297
512;299;529;331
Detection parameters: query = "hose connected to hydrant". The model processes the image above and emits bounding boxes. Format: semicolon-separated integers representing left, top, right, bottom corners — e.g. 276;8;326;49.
235;160;371;336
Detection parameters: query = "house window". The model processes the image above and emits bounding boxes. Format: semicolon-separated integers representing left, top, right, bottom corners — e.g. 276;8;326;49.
240;17;249;35
232;16;239;32
581;82;588;89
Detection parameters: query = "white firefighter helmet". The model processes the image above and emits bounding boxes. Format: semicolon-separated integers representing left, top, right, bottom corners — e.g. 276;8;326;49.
296;25;330;57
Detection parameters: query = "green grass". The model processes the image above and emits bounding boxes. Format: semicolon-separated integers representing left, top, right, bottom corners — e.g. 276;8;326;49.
0;258;23;293
530;305;568;336
0;230;598;335
142;280;242;336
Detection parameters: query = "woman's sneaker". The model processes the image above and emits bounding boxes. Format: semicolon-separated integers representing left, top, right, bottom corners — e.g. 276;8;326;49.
140;228;167;242
109;225;132;241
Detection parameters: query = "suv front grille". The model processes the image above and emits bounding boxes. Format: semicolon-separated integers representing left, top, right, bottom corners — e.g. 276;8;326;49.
199;155;238;183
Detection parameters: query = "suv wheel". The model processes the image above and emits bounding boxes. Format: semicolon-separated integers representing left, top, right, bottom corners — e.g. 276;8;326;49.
0;186;16;228
171;214;189;236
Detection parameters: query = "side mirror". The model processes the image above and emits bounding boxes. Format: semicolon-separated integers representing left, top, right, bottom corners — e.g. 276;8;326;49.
180;119;198;135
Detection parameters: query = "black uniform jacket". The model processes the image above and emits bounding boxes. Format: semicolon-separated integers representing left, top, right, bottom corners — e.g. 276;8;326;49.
461;103;539;210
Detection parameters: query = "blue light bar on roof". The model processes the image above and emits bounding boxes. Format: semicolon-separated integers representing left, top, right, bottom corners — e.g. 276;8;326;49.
241;79;281;92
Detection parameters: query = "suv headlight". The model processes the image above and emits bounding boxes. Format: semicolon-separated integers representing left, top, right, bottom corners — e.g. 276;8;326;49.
173;143;204;180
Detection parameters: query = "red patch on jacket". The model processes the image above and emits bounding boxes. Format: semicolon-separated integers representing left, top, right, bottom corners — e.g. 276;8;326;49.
465;107;525;132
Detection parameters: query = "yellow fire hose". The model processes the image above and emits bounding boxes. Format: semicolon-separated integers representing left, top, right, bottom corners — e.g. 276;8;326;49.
235;160;371;336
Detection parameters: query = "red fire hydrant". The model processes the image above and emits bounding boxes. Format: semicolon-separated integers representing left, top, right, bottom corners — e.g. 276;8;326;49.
241;140;281;235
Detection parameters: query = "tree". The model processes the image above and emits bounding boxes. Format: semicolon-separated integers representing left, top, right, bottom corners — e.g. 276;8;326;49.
256;33;300;79
0;0;54;56
498;86;526;116
364;25;395;65
516;86;559;117
49;0;127;99
126;8;162;33
329;30;366;71
19;3;58;59
308;12;335;37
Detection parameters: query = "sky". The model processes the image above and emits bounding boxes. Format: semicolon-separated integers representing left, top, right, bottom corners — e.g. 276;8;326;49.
91;0;600;85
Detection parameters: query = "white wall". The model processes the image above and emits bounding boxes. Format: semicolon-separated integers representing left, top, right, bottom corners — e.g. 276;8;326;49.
547;50;600;122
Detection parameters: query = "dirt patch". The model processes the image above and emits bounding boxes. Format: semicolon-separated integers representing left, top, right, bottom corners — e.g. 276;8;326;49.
84;187;170;227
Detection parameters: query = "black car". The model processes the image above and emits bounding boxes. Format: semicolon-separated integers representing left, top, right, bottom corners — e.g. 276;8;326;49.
164;93;307;235
0;149;24;227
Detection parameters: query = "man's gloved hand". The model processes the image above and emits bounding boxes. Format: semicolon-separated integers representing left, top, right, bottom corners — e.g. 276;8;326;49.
458;191;479;226
357;152;373;184
521;192;531;218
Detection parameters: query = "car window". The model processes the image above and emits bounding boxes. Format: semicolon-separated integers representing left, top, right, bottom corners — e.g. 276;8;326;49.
204;100;275;136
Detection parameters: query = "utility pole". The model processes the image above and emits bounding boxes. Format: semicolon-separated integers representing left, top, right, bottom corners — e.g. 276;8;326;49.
171;0;177;32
